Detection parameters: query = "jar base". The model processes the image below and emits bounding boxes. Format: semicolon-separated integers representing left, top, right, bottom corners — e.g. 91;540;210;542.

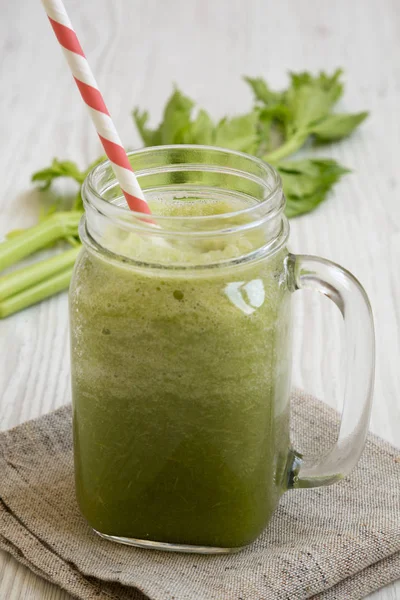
93;529;244;554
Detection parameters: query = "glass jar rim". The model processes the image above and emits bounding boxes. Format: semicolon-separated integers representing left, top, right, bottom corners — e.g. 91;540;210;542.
81;145;289;270
83;144;283;227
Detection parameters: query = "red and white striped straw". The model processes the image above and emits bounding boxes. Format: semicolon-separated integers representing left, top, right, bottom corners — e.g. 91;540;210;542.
41;0;151;216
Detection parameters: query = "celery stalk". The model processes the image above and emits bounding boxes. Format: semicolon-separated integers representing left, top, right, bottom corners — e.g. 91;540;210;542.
0;246;81;302
0;211;82;272
0;267;74;318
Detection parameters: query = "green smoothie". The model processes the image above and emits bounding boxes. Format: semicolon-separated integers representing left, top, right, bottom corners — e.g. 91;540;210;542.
70;197;292;549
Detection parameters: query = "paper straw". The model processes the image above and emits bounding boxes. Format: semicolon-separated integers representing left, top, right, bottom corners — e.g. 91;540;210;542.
41;0;151;216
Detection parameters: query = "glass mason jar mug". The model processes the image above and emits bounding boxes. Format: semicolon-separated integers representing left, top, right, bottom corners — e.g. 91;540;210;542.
70;146;375;553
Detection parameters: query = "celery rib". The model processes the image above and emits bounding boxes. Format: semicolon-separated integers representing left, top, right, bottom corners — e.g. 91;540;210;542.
0;211;82;272
0;246;81;302
0;267;74;319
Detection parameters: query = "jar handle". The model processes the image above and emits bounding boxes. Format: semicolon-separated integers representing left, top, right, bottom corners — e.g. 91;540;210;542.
287;254;375;489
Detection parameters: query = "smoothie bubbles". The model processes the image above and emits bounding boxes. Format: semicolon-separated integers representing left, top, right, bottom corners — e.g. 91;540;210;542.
43;2;375;554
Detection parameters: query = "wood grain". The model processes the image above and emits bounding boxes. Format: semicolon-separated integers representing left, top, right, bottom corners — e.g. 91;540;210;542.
0;0;399;597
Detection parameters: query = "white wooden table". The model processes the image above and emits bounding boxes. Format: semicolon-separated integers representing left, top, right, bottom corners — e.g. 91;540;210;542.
0;0;399;597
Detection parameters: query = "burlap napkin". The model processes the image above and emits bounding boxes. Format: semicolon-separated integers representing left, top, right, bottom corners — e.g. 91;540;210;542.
0;390;399;600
